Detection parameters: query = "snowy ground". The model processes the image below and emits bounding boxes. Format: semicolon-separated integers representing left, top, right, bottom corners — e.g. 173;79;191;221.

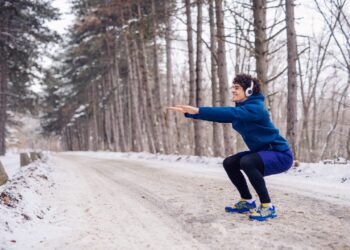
0;151;350;250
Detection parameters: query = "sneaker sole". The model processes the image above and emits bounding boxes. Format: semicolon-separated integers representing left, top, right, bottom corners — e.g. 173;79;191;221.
225;207;256;214
249;214;277;221
225;210;250;214
225;207;253;213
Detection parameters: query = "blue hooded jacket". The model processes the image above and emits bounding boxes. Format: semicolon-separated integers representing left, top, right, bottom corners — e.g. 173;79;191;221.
184;93;290;152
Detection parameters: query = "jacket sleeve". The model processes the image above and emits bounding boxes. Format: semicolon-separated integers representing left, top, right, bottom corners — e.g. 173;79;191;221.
184;105;265;123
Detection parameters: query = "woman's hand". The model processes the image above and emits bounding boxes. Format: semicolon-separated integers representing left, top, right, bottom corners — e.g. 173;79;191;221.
166;105;199;115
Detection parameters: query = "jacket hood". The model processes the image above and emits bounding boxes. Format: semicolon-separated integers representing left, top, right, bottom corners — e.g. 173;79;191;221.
236;93;265;106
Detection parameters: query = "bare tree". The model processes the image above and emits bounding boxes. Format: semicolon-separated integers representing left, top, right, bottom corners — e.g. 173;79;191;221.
208;0;224;156
347;127;350;160
194;0;206;156
185;0;196;107
164;0;177;153
297;29;334;161
315;0;350;159
320;84;350;159
0;63;7;155
215;0;235;155
285;0;298;157
253;0;268;94
151;0;166;153
135;4;161;152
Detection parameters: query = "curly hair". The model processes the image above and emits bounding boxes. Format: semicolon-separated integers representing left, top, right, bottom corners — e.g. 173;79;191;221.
233;74;261;95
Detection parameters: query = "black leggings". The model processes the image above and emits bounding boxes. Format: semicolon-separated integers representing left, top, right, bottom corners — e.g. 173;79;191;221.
223;152;271;203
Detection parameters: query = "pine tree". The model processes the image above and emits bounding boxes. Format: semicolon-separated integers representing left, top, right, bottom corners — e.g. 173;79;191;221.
0;0;59;155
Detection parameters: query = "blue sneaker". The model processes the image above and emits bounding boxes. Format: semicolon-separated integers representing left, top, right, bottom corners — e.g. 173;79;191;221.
225;200;256;213
249;205;277;221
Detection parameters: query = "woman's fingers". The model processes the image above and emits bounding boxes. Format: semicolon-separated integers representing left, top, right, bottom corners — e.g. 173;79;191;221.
175;104;193;112
166;106;185;113
175;104;192;109
172;105;191;111
175;105;199;114
167;105;199;114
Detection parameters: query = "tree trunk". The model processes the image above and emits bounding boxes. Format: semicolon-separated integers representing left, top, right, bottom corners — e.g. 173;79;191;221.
185;0;196;107
101;78;112;150
193;0;206;156
135;5;161;153
0;63;7;155
135;33;157;153
109;63;119;151
311;91;317;158
124;35;138;152
215;0;235;155
164;0;176;153
252;0;268;95
91;84;99;151
185;0;195;154
104;32;119;151
111;48;127;152
132;36;149;152
129;35;144;152
347;128;350;160
285;0;298;158
208;0;224;157
151;0;166;153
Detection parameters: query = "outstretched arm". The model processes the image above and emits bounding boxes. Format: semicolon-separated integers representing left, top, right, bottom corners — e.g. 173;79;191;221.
167;104;265;123
167;105;235;123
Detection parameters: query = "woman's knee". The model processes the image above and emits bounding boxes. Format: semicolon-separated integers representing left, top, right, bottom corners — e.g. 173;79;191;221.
223;155;240;170
239;155;252;172
222;157;232;170
240;154;264;175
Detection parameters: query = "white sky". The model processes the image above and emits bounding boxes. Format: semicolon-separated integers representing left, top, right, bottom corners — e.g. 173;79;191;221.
48;0;75;36
47;0;325;39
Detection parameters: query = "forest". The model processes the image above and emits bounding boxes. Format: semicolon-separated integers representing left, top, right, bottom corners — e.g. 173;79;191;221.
0;0;349;162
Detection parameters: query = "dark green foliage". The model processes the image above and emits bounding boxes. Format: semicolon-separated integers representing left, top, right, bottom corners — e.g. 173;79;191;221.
0;0;60;112
40;69;64;135
0;0;59;155
41;0;172;137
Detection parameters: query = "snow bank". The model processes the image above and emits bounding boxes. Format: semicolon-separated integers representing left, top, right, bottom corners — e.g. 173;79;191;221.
286;162;350;184
0;153;55;249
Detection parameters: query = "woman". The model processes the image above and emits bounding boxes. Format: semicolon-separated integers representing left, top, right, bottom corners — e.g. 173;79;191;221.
167;74;293;221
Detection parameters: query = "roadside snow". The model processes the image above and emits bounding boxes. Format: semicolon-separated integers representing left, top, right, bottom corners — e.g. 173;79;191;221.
0;153;55;249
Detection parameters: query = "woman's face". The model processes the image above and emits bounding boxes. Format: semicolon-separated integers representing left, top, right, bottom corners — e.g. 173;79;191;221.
231;84;247;103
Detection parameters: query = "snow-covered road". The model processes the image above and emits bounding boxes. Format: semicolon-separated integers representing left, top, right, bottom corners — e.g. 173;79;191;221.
1;152;350;249
35;153;350;250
